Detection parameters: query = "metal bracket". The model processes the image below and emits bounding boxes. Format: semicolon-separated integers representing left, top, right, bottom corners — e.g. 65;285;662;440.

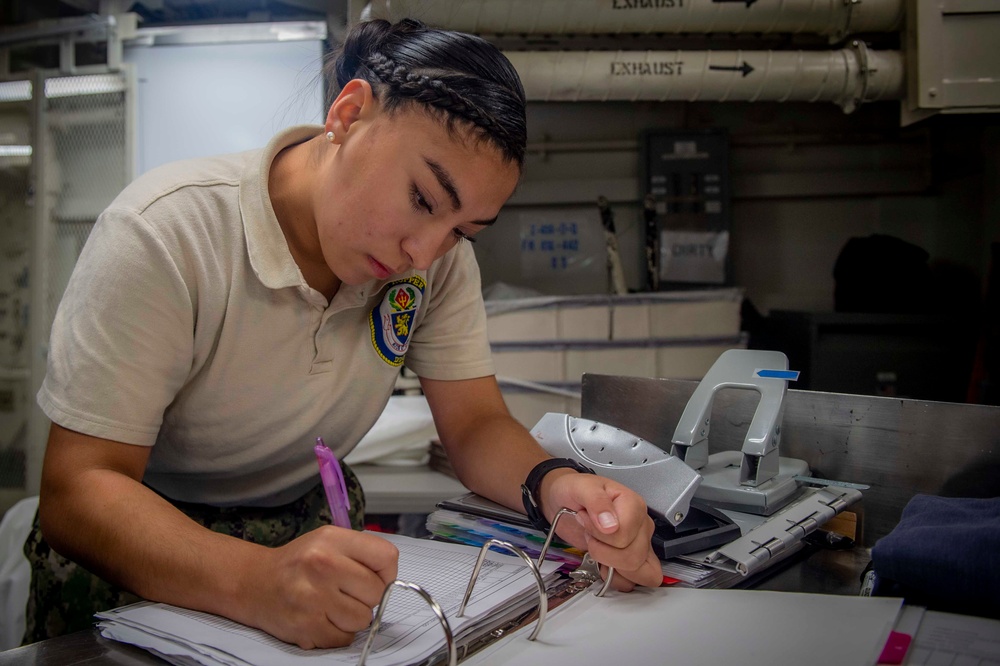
836;0;863;44
844;39;876;114
537;508;615;597
568;553;615;598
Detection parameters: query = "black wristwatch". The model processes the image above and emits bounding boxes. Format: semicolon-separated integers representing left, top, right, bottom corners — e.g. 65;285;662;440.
520;458;596;532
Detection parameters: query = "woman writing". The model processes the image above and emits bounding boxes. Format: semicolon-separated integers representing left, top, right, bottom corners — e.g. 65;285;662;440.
25;18;662;649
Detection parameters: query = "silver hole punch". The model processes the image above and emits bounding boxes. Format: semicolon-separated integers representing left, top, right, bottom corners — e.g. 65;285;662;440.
670;349;809;516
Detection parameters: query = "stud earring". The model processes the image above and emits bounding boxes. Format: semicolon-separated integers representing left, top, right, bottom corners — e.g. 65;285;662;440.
326;131;335;142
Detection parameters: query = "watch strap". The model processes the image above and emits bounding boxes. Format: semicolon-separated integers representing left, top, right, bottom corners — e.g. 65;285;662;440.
520;458;596;533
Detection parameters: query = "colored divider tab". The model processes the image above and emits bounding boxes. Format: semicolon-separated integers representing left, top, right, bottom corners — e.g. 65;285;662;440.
877;631;912;664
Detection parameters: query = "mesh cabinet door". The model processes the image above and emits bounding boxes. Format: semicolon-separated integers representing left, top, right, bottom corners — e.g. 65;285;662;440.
0;71;132;511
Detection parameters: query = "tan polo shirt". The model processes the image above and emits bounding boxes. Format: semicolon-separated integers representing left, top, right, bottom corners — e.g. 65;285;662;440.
38;125;495;507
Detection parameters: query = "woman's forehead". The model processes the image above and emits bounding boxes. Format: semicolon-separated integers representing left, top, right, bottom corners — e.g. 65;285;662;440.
385;103;514;168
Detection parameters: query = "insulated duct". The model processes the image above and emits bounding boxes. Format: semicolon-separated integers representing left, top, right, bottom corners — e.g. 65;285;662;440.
380;0;903;40
505;43;903;111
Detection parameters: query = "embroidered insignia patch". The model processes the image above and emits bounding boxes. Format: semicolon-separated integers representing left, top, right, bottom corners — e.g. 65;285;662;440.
369;275;426;366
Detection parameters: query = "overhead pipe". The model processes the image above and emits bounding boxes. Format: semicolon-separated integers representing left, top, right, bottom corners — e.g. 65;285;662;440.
505;42;903;112
378;0;903;41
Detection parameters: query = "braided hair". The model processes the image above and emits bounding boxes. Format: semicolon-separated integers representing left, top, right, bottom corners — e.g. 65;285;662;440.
326;18;526;168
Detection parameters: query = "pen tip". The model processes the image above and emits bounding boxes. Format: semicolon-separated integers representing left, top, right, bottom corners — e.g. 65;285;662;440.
316;437;325;447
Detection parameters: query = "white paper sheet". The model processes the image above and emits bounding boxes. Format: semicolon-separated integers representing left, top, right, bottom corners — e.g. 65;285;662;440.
904;610;1000;665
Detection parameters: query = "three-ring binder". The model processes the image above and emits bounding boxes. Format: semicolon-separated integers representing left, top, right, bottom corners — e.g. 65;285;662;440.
359;506;617;663
358;539;545;666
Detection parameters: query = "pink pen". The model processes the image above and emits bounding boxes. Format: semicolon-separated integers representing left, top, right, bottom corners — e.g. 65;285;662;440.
314;437;352;529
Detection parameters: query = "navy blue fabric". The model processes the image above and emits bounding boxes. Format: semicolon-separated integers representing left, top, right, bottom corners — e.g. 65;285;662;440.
871;495;1000;615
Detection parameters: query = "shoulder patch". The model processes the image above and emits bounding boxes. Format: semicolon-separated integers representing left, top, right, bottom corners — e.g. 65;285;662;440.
369;275;426;366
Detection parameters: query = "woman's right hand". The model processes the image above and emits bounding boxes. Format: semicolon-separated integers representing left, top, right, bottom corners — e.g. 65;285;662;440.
246;526;399;649
38;424;399;651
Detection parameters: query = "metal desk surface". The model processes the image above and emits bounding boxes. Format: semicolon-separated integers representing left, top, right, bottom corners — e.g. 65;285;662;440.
0;546;873;665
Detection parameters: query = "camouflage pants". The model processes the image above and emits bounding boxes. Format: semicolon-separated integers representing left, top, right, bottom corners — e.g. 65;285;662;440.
21;461;366;646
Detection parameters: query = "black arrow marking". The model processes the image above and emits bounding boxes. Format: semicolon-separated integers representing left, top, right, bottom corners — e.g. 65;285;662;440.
708;62;755;77
712;0;758;7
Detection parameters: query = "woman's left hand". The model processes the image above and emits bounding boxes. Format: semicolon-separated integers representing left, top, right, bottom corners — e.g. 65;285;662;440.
540;469;662;591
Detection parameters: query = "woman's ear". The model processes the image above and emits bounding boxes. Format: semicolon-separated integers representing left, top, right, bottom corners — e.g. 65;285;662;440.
325;79;375;144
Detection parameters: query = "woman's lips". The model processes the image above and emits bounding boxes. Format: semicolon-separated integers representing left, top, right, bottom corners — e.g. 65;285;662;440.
369;256;393;279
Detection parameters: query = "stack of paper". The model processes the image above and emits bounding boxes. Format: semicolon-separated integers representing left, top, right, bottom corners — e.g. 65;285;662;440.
97;533;561;666
661;557;743;588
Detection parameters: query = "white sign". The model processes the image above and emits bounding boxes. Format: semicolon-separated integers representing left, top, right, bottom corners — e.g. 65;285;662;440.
660;230;729;283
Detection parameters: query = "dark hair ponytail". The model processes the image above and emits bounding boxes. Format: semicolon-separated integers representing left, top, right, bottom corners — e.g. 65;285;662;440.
326;18;527;168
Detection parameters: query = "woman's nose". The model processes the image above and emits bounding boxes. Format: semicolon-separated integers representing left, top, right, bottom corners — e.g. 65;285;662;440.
402;227;455;271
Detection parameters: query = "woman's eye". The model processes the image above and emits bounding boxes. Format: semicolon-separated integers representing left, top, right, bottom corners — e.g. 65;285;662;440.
453;229;476;244
410;185;433;214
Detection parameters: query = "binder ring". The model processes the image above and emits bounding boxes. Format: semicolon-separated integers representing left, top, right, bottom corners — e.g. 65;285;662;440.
358;580;456;666
536;508;616;597
458;539;549;641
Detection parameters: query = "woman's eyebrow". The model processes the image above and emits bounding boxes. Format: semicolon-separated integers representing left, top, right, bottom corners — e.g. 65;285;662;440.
423;156;498;227
424;157;462;212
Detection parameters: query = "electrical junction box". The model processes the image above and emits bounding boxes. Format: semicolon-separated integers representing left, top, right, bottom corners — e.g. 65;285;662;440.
641;129;731;287
903;0;1000;125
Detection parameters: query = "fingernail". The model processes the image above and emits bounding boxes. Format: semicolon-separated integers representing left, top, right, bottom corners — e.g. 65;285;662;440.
597;511;618;530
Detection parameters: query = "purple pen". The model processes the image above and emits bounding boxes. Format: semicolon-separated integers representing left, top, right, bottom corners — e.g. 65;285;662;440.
314;437;352;529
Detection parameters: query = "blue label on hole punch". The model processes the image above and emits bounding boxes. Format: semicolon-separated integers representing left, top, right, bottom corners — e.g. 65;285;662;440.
755;369;800;381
